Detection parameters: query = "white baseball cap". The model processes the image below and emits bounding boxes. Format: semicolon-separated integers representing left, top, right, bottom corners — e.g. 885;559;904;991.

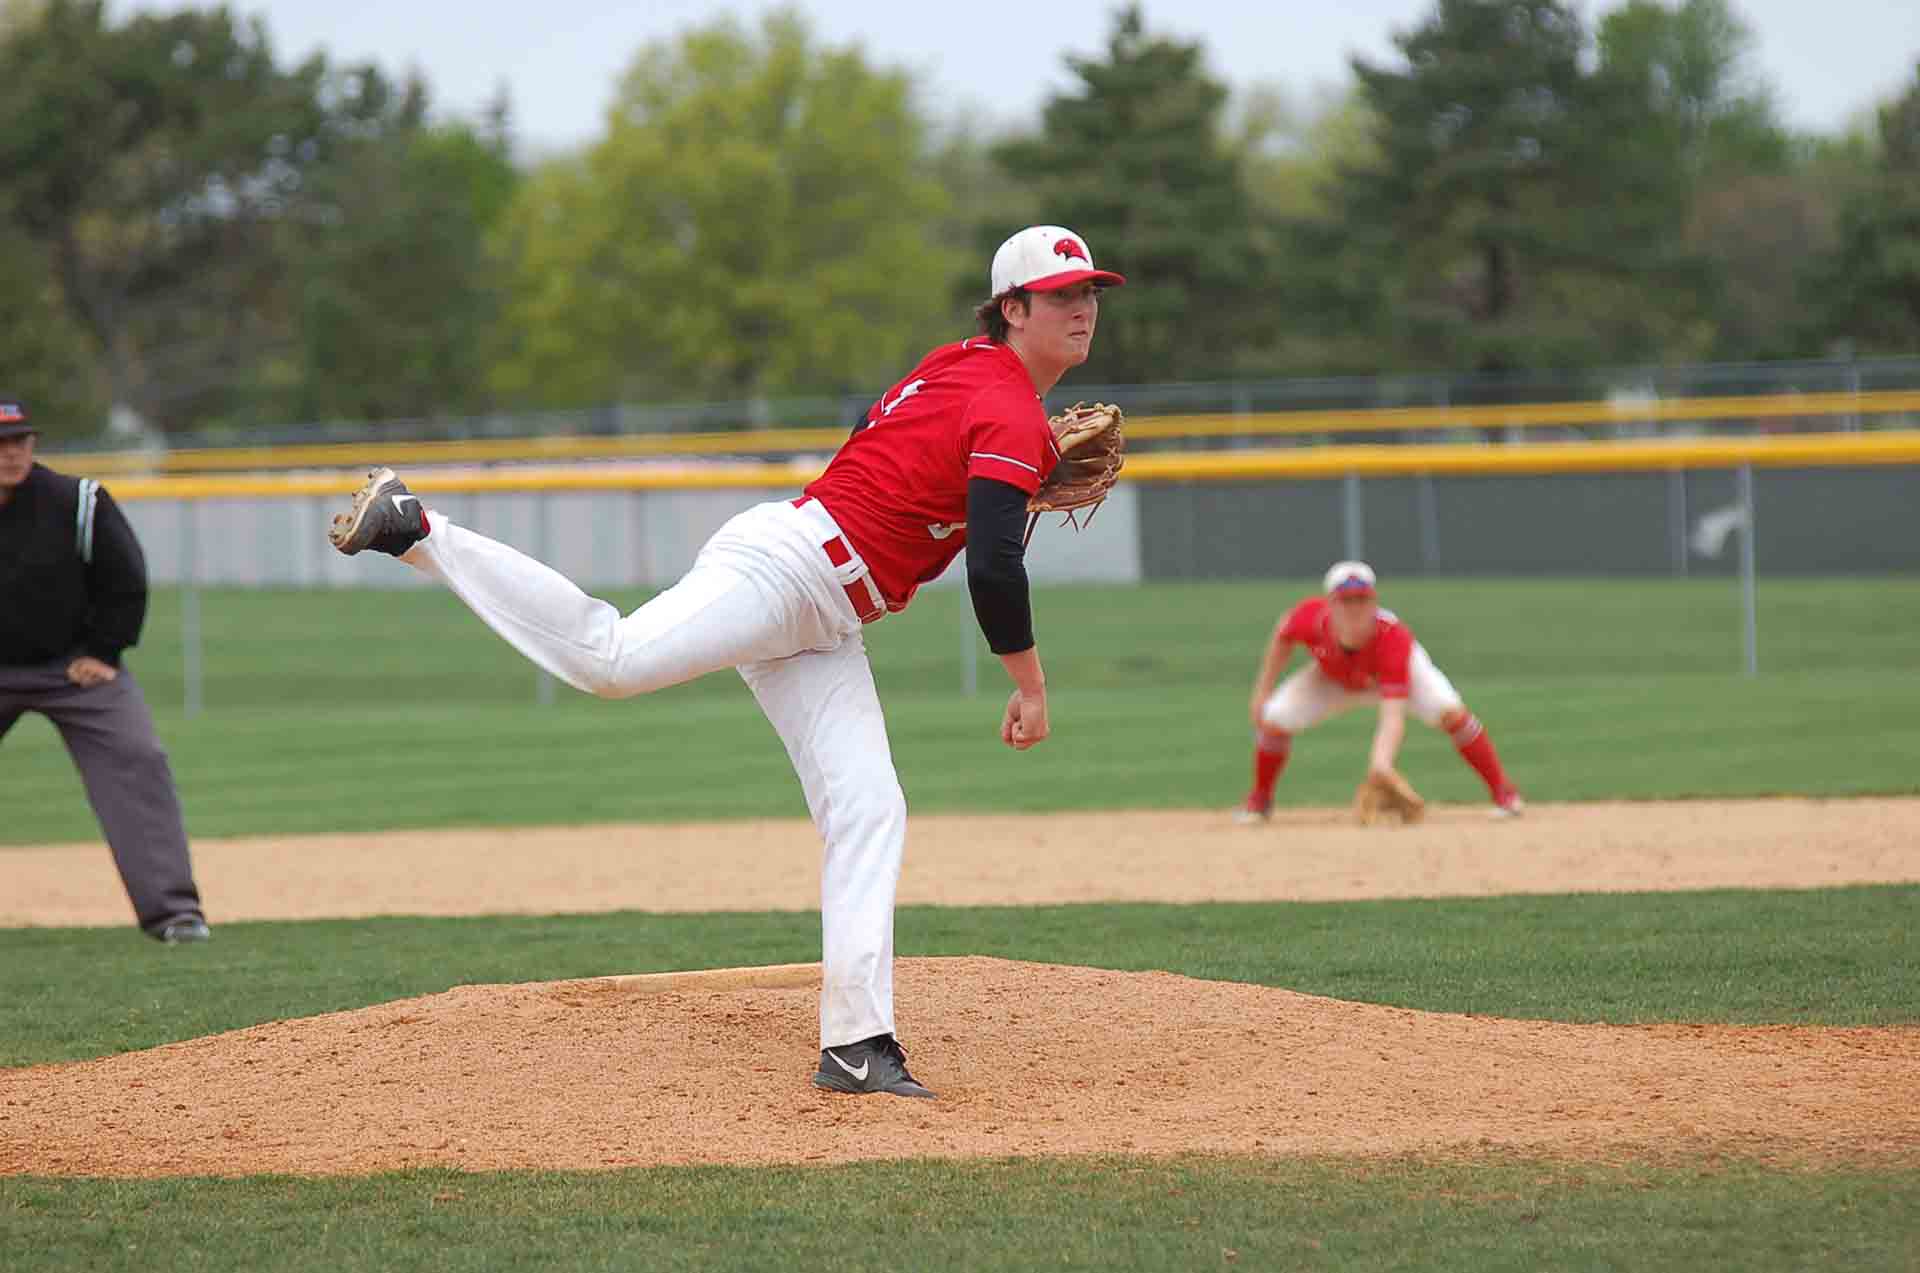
1323;560;1377;598
990;225;1126;296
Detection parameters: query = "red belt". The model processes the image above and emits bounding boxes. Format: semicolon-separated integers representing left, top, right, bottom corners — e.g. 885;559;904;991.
793;498;886;623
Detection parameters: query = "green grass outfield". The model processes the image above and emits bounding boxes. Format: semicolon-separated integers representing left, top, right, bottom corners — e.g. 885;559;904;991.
5;578;1917;1268
3;889;1917;1270
4;577;1918;843
7;1159;1915;1273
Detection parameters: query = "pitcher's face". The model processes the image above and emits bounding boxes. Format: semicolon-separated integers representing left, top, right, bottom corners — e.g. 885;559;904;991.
1018;282;1100;368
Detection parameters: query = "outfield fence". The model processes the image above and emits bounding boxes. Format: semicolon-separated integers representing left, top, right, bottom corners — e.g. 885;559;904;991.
49;387;1920;477
41;353;1920;465
108;431;1917;714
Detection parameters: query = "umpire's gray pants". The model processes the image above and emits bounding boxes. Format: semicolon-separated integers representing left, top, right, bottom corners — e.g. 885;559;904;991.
0;659;203;933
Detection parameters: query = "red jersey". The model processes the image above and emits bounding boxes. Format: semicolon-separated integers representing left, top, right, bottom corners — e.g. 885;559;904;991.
1280;597;1416;697
803;338;1057;610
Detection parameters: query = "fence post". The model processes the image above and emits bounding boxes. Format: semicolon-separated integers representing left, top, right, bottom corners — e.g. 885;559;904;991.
1414;384;1447;574
1342;472;1364;561
1415;473;1440;573
181;499;203;719
1737;463;1758;677
960;597;978;698
1668;469;1688;578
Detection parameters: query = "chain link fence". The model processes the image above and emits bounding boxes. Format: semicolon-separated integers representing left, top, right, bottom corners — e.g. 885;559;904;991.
48;355;1920;455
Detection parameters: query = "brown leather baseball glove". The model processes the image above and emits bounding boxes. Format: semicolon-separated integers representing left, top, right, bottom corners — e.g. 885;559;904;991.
1354;768;1427;826
1025;402;1125;545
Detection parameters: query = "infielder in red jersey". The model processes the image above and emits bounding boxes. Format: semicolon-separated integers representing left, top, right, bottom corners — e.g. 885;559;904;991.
327;225;1124;1099
1236;561;1524;822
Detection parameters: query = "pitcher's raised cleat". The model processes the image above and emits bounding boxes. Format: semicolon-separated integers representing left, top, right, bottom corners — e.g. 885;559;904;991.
328;467;428;557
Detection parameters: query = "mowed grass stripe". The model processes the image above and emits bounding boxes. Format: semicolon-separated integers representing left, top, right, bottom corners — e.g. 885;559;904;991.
1;887;1912;1069
5;578;1918;845
4;1158;1916;1273
5;672;1916;841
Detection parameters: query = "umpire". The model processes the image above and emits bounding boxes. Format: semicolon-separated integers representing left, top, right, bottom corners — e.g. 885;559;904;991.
0;394;208;943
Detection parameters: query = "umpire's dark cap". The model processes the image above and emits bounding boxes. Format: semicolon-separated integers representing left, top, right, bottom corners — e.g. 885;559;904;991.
0;395;32;439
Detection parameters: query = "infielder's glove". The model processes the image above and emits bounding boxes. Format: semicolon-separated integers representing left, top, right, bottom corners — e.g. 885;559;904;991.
1354;768;1426;826
1025;402;1125;545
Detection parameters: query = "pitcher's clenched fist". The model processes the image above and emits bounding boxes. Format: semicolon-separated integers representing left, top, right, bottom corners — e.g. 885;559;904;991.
1001;687;1050;750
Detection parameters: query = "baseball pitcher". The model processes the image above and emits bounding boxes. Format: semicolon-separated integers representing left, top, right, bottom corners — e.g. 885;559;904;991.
328;225;1126;1099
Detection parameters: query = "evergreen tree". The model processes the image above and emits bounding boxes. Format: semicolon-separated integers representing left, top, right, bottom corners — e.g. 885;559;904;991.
992;5;1271;383
1331;0;1714;371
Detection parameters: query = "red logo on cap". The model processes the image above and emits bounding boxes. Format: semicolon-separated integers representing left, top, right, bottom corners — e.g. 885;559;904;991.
0;403;23;422
1052;237;1088;263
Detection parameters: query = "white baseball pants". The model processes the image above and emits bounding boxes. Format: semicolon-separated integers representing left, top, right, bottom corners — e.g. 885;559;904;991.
1259;644;1464;733
404;498;904;1049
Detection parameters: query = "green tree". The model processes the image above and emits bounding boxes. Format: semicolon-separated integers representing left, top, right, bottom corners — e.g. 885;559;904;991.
0;0;98;425
487;10;959;409
0;1;348;432
1332;0;1713;371
1235;86;1393;374
1882;68;1920;170
285;96;519;422
991;5;1270;383
1684;168;1838;360
1803;65;1920;353
1599;0;1810;359
1237;86;1378;222
1597;0;1788;179
0;225;105;436
928;120;1042;330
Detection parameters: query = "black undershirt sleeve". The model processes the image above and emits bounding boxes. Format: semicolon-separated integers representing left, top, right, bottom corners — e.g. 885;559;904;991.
965;477;1035;655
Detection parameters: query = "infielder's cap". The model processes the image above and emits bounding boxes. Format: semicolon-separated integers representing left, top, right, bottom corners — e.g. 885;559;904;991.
991;225;1126;295
0;394;30;440
1323;560;1377;598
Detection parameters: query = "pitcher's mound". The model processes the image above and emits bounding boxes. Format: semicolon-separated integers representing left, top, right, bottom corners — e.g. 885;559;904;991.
3;957;1914;1177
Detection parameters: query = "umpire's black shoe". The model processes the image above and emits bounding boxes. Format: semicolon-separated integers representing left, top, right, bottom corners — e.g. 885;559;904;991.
151;916;211;944
813;1033;936;1099
329;467;428;557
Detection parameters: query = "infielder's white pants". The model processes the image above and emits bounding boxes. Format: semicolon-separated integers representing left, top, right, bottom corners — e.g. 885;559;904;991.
404;499;903;1048
1259;644;1464;733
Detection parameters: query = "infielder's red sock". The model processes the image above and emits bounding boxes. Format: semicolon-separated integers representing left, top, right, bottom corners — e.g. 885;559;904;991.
1450;715;1514;800
1249;731;1291;808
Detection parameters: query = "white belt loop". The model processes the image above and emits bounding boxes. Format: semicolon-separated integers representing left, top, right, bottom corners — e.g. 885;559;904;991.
853;570;887;621
827;543;868;587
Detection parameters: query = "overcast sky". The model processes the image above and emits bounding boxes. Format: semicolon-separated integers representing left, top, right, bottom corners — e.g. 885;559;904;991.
118;1;1919;153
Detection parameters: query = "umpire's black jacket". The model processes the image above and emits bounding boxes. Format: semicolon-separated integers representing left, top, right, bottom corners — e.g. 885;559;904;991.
0;463;148;667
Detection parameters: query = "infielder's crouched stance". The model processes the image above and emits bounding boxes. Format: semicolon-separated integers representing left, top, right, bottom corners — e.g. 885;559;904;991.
1236;561;1524;824
327;225;1126;1099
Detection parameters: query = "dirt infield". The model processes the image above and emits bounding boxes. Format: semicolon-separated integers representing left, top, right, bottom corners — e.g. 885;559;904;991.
5;797;1918;927
2;798;1917;1177
3;957;1915;1177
